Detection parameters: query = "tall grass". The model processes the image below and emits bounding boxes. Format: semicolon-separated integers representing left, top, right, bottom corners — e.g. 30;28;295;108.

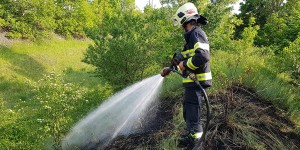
212;50;300;131
159;49;300;149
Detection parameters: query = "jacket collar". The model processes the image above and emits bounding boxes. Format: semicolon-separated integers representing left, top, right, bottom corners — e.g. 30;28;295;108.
184;26;198;42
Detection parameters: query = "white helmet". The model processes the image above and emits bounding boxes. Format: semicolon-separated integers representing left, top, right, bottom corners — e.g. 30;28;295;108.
173;2;208;26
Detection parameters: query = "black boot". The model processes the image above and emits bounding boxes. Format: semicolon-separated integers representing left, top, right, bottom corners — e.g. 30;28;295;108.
178;134;196;148
177;132;202;149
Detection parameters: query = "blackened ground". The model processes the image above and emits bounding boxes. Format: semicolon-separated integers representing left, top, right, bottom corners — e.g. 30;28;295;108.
104;95;181;150
102;84;300;150
203;84;300;150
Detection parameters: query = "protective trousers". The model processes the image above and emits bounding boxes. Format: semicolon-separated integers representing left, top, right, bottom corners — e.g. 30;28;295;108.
183;86;203;133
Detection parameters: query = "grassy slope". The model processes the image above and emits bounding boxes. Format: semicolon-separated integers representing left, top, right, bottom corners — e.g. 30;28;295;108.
0;39;114;149
0;39;102;106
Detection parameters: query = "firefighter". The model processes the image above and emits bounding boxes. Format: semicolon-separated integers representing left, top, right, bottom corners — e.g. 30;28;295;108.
161;2;212;148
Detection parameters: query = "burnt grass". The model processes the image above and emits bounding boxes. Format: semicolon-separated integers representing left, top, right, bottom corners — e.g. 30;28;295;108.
103;84;300;150
104;95;180;150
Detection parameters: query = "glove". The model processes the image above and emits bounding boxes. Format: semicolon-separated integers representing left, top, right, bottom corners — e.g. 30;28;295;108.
172;51;184;66
178;61;186;71
161;67;171;77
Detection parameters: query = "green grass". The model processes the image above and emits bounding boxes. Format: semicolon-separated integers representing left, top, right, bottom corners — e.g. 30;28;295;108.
212;50;300;131
0;39;102;105
1;38;299;149
1;39;93;76
0;39;112;149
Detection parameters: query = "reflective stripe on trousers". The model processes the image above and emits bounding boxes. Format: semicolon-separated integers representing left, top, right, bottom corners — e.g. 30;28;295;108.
182;72;212;83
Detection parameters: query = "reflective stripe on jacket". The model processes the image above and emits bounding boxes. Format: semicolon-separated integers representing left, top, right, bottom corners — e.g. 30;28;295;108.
181;26;212;88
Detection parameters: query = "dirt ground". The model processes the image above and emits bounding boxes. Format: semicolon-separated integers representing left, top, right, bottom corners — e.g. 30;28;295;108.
0;32;14;46
101;85;300;150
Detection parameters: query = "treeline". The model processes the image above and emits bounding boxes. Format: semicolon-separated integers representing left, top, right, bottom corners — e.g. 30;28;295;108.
83;0;300;88
237;0;300;82
0;0;298;85
0;0;136;39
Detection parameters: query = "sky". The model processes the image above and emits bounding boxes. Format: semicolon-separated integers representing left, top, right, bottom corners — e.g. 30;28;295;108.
135;0;162;10
230;0;243;14
135;0;243;14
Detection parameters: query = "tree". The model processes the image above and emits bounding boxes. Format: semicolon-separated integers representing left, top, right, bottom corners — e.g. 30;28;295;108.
0;0;56;39
238;0;284;28
83;4;181;88
0;0;102;39
202;0;242;51
0;4;7;28
236;0;300;55
256;0;300;53
54;0;97;38
280;34;300;83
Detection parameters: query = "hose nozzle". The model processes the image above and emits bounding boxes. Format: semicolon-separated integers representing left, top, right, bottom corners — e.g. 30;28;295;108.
161;67;172;77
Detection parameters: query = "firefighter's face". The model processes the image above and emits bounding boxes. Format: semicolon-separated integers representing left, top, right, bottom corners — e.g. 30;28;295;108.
182;22;191;32
182;23;188;32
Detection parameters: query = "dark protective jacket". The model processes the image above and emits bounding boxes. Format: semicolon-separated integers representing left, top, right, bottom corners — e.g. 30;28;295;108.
181;26;212;88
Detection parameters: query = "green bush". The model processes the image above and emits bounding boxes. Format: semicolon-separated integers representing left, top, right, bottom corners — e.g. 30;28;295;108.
5;31;22;39
0;0;99;39
280;34;300;83
0;0;57;39
0;72;113;149
28;73;87;148
83;8;181;89
0;98;20;149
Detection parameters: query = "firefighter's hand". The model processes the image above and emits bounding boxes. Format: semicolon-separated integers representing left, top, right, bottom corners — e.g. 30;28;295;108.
161;67;171;77
179;61;185;71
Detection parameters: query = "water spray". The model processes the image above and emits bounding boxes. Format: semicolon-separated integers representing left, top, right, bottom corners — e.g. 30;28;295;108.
62;75;164;149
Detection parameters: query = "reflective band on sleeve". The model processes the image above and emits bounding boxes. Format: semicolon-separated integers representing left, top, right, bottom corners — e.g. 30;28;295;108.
181;42;209;58
181;49;195;58
181;49;194;55
187;58;198;70
182;72;212;83
194;42;209;51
